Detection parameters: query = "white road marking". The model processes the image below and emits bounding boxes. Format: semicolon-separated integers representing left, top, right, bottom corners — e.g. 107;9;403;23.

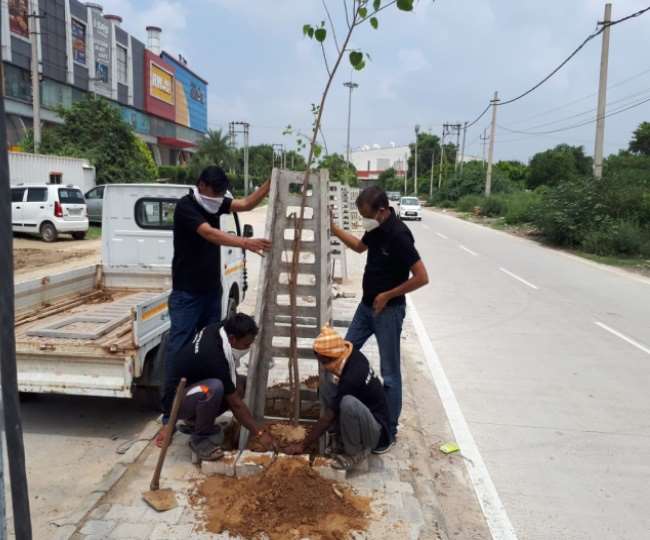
460;244;479;256
499;267;539;290
422;224;431;231
595;322;650;356
436;232;448;240
407;296;518;540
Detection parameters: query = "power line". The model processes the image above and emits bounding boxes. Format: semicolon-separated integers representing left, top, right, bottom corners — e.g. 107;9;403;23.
466;103;491;128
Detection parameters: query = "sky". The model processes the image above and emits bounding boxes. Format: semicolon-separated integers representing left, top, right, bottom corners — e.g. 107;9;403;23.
99;0;650;163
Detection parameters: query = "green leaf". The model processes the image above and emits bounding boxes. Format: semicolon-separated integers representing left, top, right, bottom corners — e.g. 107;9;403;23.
373;0;381;10
353;59;366;71
370;17;378;29
314;28;327;42
358;7;368;18
302;24;312;37
396;0;414;11
313;144;323;158
308;27;314;38
349;51;363;68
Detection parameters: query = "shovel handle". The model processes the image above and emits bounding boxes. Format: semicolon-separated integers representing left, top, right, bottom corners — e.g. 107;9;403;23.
150;378;187;491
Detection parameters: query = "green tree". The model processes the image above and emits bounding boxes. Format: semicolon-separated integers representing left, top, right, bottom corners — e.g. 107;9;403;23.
527;144;592;189
407;132;441;179
495;160;528;186
318;153;357;185
285;150;307;171
629;121;650;155
21;95;157;184
189;129;235;179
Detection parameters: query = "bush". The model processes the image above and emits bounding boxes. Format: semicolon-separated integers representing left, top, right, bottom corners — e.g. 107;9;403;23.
502;191;541;224
480;195;507;217
582;221;644;256
456;195;485;213
158;165;194;185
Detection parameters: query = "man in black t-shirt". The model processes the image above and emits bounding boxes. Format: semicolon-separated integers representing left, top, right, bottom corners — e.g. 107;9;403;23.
162;313;277;461
285;326;390;471
331;186;429;451
163;166;270;424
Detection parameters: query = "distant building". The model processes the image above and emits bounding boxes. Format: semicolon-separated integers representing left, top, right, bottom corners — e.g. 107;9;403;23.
2;1;209;165
350;144;409;182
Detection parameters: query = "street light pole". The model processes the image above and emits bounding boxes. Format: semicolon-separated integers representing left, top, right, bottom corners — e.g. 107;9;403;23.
414;124;420;196
343;82;358;164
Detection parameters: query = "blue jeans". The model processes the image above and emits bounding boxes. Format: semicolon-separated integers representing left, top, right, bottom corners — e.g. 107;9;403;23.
345;302;406;438
163;289;222;418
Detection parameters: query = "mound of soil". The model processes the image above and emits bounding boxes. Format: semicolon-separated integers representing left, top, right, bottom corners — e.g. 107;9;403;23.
193;457;369;540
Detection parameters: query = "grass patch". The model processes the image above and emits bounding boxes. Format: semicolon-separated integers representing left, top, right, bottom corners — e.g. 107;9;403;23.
87;226;102;240
575;251;650;274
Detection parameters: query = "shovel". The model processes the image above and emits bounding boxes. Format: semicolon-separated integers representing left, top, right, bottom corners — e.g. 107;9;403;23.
142;377;187;512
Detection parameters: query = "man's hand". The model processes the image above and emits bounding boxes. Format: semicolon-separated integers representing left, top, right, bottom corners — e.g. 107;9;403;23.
242;237;272;256
373;292;391;314
257;430;278;452
284;442;304;455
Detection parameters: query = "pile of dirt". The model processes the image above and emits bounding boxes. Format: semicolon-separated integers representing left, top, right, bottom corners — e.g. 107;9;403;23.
248;421;317;453
13;248;94;271
193;457;369;540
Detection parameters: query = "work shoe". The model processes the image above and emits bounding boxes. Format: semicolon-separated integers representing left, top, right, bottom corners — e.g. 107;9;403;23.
372;440;396;455
332;449;371;471
189;437;224;463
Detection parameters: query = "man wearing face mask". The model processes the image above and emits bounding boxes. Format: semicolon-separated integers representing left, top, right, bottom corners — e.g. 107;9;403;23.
330;186;429;452
161;313;277;461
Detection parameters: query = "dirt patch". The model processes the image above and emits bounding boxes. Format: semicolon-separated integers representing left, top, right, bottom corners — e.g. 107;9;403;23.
193;457;369;540
13;248;95;271
249;421;314;453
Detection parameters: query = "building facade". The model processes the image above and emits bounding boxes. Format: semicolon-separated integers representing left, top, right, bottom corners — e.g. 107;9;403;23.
1;0;208;165
349;144;409;182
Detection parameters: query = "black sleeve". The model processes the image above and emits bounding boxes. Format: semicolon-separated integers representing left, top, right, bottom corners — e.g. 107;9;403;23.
392;230;421;269
219;197;233;215
221;363;237;395
176;197;207;233
331;356;365;412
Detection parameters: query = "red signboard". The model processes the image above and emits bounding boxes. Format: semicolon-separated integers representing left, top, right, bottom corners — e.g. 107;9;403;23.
144;50;176;122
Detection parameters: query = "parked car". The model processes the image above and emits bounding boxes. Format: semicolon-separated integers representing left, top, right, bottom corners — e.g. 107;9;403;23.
399;196;422;220
11;184;89;242
387;191;401;202
85;184;105;225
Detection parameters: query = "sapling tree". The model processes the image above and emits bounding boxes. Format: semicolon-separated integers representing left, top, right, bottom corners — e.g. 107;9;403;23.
284;0;423;421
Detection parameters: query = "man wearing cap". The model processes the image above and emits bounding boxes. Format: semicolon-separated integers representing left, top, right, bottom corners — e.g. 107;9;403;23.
285;326;391;471
331;185;429;450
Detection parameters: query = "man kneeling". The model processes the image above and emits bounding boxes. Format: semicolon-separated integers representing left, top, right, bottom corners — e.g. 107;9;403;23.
161;313;276;461
285;326;391;470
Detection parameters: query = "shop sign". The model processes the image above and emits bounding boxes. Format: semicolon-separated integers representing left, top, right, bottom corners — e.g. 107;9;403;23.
9;0;29;38
150;63;174;105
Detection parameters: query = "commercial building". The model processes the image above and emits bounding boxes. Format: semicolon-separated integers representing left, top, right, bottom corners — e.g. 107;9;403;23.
2;0;209;165
349;144;409;182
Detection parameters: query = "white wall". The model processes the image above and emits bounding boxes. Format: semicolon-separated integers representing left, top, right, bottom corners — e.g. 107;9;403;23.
350;145;410;179
9;152;97;192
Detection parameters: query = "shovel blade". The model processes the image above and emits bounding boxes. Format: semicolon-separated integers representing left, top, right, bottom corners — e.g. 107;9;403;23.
142;488;177;512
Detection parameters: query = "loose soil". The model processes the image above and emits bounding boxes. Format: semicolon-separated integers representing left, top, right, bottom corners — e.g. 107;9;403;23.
249;421;314;453
13;247;95;271
193;457;370;540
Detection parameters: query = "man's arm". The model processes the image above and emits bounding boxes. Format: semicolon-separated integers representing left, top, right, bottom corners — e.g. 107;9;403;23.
331;222;368;254
196;223;271;256
373;260;429;314
225;392;276;449
285;409;336;454
230;180;271;212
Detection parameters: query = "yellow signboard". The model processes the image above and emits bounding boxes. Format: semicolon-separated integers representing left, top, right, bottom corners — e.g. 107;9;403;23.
150;63;174;105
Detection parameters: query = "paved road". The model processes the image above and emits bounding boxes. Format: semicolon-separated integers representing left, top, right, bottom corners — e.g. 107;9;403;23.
408;209;650;540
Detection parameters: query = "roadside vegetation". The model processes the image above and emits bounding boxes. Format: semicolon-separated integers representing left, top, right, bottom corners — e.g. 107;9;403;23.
383;122;650;261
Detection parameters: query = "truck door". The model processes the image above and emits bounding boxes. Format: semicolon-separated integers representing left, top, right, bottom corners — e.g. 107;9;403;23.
11;187;26;232
219;211;245;318
22;187;49;233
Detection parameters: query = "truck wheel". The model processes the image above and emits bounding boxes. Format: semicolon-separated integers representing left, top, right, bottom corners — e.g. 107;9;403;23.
40;222;58;242
72;231;86;240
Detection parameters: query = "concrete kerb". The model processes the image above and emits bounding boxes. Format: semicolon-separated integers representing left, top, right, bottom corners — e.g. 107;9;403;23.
57;419;160;540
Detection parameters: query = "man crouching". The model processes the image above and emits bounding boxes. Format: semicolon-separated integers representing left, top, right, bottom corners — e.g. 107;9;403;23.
285;326;391;471
161;313;277;461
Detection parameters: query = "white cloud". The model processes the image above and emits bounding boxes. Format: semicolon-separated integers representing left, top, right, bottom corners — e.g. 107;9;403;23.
397;48;431;73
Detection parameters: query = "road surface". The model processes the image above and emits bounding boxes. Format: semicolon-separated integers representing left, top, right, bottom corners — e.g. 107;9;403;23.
408;208;650;540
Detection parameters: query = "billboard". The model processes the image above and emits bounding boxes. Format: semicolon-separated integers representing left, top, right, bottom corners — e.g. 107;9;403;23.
161;52;208;133
71;19;86;64
91;10;111;97
150;63;174;105
9;0;29;38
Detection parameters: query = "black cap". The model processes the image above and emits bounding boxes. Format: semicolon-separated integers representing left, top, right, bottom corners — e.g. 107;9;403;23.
198;166;231;193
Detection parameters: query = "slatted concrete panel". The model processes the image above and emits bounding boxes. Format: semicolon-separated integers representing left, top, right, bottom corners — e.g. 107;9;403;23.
329;182;348;280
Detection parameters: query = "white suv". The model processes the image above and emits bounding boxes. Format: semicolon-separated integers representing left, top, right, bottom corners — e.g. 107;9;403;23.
11;184;89;242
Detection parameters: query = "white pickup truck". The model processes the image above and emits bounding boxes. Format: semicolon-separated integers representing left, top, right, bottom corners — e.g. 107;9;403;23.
14;183;250;402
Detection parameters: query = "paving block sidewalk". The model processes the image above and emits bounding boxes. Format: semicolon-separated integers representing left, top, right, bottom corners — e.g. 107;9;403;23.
69;248;488;540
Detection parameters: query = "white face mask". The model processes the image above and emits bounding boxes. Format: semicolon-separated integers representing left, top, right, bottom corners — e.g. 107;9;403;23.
193;187;223;214
231;347;251;361
362;217;380;232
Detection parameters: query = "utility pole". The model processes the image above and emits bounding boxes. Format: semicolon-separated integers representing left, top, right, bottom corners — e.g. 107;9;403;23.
480;128;488;169
459;121;468;176
593;3;612;179
229;121;251;195
485;91;499;197
454;123;461;173
343;81;358;164
438;124;447;190
29;6;41;151
414;125;420;196
403;152;408;194
429;146;436;199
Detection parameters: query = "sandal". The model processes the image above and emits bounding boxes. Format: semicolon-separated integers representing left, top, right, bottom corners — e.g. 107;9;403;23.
189;437;225;463
332;449;370;471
